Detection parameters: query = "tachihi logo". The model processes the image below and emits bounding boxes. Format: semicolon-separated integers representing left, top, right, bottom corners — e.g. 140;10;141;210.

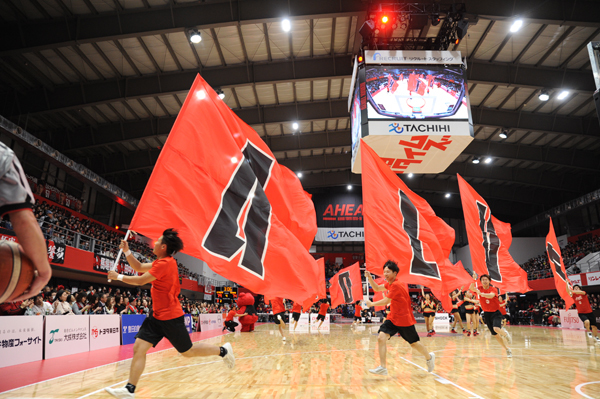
327;231;339;239
389;123;404;134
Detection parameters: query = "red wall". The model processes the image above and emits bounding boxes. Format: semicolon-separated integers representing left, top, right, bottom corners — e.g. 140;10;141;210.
568;227;600;243
312;253;365;267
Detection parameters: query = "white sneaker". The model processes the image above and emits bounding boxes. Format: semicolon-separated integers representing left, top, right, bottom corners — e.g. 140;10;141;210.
426;352;435;373
504;331;512;345
105;387;134;399
588;332;593;338
282;336;286;341
506;348;512;358
369;366;388;375
222;342;235;369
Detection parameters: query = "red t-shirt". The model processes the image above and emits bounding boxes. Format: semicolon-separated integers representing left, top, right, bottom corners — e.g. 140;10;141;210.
499;300;507;315
318;303;329;315
225;309;236;322
574;293;593;314
148;257;184;320
271;298;285;314
478;285;500;313
354;304;362;317
384;280;416;327
292;303;302;313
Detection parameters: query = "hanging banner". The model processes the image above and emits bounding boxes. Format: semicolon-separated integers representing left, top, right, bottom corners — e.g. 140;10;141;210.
47;240;65;264
0;315;43;368
45;315;89;359
89;315;121;351
121;314;146;345
312;193;363;228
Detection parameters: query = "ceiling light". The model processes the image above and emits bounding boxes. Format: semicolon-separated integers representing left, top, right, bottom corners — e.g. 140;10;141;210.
445;193;451;198
510;19;523;33
231;157;238;163
216;88;225;100
297;172;303;178
407;173;413;178
538;90;550;102
292;122;299;131
195;90;206;100
282;19;291;32
347;185;352;191
472;157;480;164
484;157;492;164
190;30;202;44
557;90;570;100
499;131;508;139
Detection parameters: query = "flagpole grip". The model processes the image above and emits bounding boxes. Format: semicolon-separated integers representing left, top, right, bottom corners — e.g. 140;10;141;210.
108;230;131;282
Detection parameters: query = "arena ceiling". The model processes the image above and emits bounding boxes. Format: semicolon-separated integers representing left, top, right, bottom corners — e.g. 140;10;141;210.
1;0;600;224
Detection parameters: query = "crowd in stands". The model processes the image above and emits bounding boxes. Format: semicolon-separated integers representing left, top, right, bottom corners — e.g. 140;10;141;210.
520;235;600;280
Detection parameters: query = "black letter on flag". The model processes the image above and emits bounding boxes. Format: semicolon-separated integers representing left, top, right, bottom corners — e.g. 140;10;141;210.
546;243;567;282
338;271;354;303
399;190;441;279
203;141;274;279
476;202;501;282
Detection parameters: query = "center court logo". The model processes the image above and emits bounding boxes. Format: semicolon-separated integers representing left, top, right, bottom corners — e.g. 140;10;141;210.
327;231;339;239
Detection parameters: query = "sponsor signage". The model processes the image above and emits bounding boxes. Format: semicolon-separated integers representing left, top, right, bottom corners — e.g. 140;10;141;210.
0;315;43;368
47;240;65;264
198;314;223;332
365;50;463;65
121;314;147;345
560;310;585;329
309;313;330;333
90;315;121;351
315;228;365;242
586;271;600;286
433;313;450;326
289;313;310;332
313;193;363;228
45;315;90;359
184;314;193;334
569;274;582;286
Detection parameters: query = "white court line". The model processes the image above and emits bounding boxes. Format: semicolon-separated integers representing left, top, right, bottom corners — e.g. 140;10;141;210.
0;331;232;395
575;381;600;399
399;357;486;399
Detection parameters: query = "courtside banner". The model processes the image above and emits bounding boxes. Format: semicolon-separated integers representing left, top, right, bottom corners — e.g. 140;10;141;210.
309;314;330;332
89;315;121;351
184;314;193;334
45;315;89;359
122;314;146;345
0;315;43;368
560;310;584;329
433;313;449;326
199;314;223;332
289;313;310;332
315;227;364;242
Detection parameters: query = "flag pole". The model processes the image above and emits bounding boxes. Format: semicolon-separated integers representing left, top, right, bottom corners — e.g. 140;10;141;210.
108;229;132;282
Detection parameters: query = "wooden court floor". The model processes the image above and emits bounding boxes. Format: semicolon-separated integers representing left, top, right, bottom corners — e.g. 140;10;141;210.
1;324;599;399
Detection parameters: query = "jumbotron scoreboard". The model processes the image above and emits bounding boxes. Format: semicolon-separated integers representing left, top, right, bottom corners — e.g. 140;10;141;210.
215;286;238;304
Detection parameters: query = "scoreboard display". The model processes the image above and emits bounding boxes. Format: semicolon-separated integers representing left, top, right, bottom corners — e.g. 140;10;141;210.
215;286;238;304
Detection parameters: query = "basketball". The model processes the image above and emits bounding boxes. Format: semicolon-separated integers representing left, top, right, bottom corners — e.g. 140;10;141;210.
0;241;36;304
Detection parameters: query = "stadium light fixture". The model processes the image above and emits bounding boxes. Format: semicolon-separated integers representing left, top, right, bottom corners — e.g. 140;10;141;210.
216;88;225;100
445;193;451;198
484;157;492;164
282;19;291;32
297;172;303;178
499;131;508;139
195;90;206;100
557;90;570;100
189;30;202;43
538;90;550;101
347;185;352;191
407;173;413;178
381;15;389;24
292;122;299;130
472;157;480;164
510;19;523;33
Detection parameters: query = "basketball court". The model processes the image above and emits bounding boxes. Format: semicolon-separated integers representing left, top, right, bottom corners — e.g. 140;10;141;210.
1;324;598;399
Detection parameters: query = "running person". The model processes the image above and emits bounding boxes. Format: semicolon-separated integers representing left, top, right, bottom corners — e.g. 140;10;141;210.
352;300;362;328
499;294;510;328
567;284;600;343
449;288;466;333
470;274;513;358
291;301;303;331
463;290;478;336
105;229;234;399
315;300;329;330
420;287;436;337
271;297;287;340
365;261;435;375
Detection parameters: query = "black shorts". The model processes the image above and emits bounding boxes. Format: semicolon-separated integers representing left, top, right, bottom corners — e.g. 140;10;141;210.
273;312;285;325
378;320;420;344
579;313;598;328
136;315;192;353
465;308;474;314
423;312;435;318
452;308;460;314
502;314;509;321
292;312;301;322
224;320;238;328
354;316;362;321
316;314;325;321
483;311;503;335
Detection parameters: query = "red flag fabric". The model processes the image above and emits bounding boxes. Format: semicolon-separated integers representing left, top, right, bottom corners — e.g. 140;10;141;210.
302;258;327;310
129;75;319;303
432;261;471;312
373;276;388;311
329;262;363;308
457;174;530;293
546;219;575;309
361;140;474;303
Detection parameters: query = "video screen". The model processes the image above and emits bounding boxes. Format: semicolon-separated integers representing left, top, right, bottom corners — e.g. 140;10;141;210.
365;65;470;120
350;85;361;163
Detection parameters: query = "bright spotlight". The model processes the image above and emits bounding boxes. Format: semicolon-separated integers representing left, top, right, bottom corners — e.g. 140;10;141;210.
407;173;413;178
190;30;202;43
538;90;550;102
292;122;299;130
195;90;206;100
510;19;523;33
347;185;352;191
499;131;508;139
282;19;291;32
445;193;451;198
557;90;570;100
231;156;238;163
484;157;492;164
472;157;480;164
297;172;303;178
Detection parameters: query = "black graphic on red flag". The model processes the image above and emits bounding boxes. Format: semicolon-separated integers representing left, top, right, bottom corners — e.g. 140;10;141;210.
330;262;363;308
476;201;501;282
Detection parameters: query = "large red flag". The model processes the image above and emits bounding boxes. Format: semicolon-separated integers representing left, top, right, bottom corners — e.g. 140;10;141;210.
546;219;575;309
129;75;319;302
361;140;473;304
329;262;363;308
302;258;327;309
457;174;530;293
